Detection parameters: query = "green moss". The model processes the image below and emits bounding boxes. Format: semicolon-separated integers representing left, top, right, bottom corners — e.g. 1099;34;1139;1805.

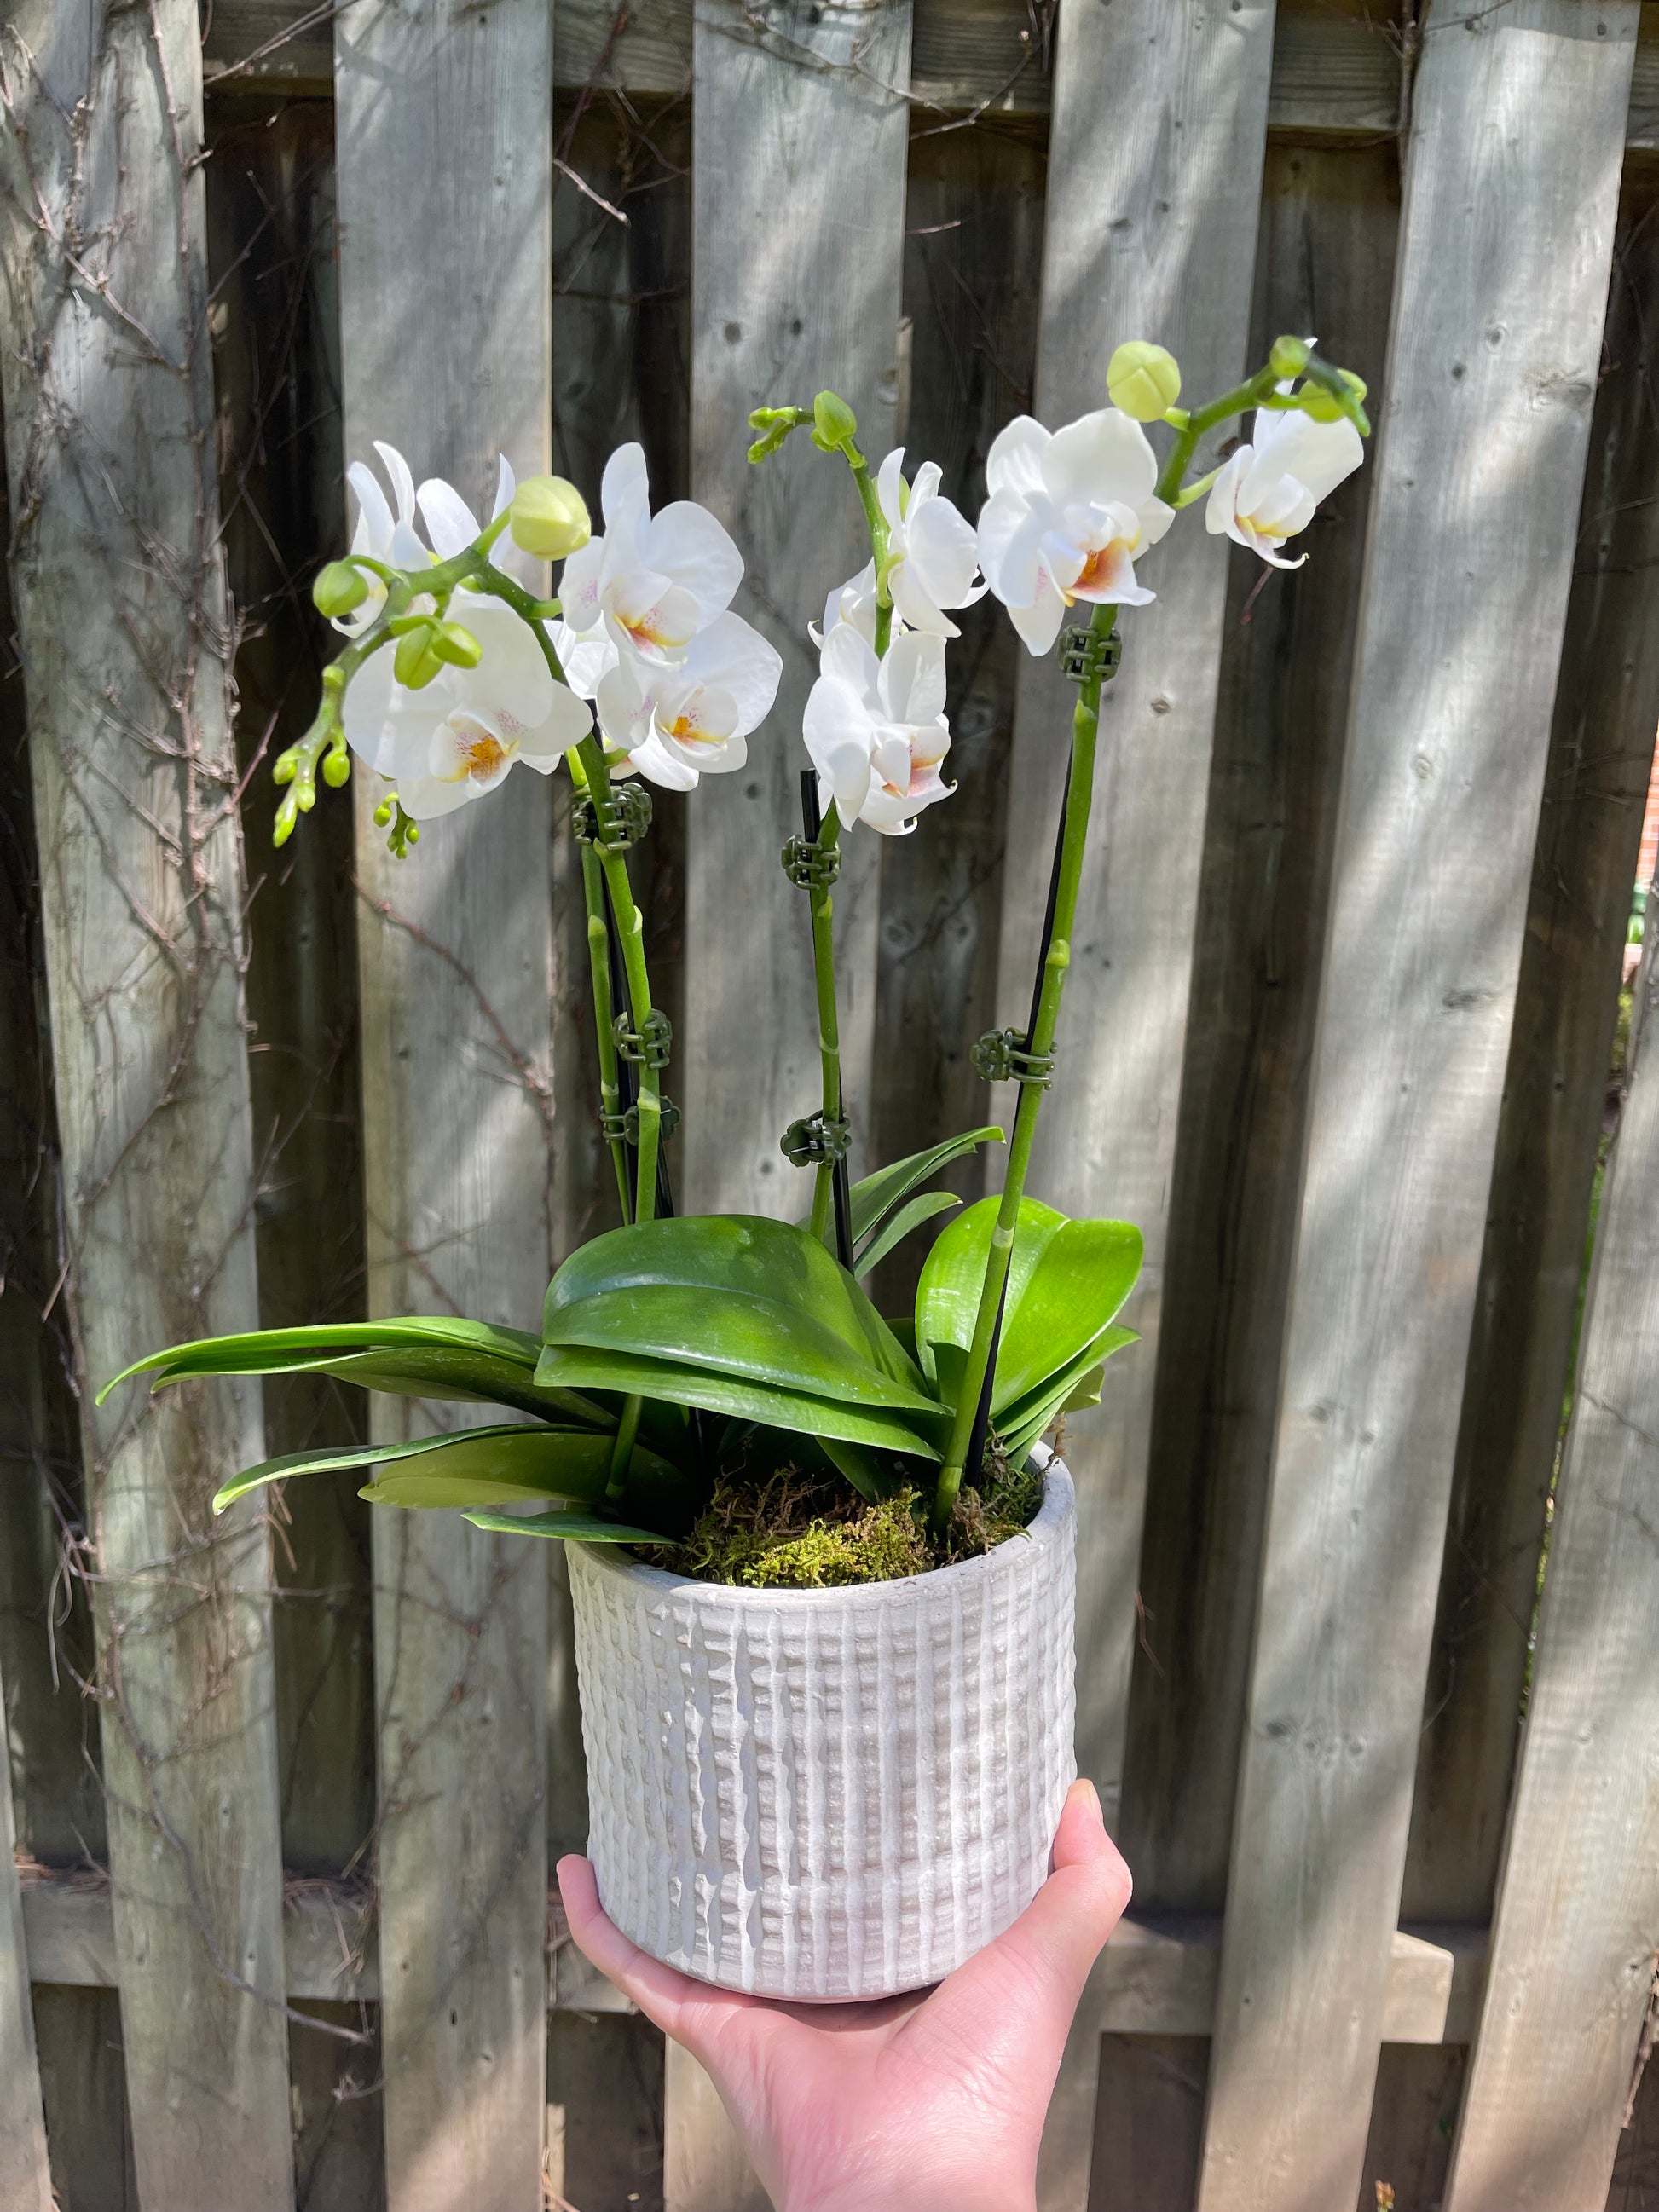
639;1451;1043;1591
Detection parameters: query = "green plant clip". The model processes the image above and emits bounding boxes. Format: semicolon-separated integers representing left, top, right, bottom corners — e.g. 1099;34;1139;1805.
573;780;654;852
780;833;843;891
1057;623;1122;689
971;1029;1056;1089
780;1111;853;1168
612;1008;673;1069
600;1097;682;1145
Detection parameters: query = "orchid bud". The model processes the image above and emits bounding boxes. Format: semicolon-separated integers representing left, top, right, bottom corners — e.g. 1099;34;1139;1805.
1269;333;1312;380
321;742;351;788
431;620;483;668
812;390;858;452
393;625;443;690
313;560;368;617
510;476;592;560
1107;341;1182;421
1301;368;1369;427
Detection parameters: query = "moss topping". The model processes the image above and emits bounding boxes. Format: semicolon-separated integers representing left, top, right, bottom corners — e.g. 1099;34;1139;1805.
639;1453;1043;1590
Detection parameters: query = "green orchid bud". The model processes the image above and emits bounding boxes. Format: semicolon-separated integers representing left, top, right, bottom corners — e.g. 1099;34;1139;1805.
1107;340;1182;421
393;624;442;690
1301;368;1369;428
510;475;592;560
812;390;858;451
431;620;483;668
312;560;368;618
321;740;351;788
1269;333;1312;380
373;795;396;829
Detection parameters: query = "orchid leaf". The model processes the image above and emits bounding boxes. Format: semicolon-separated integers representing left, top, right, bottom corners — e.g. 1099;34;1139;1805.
463;1508;669;1544
211;1422;644;1515
543;1215;933;1411
100;1317;544;1406
841;1126;1003;1250
915;1198;1142;1416
533;1342;945;1460
816;1434;910;1504
998;1326;1137;1464
854;1190;960;1280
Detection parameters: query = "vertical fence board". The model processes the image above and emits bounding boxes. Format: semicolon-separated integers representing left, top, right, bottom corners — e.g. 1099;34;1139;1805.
683;0;913;1216
0;1675;53;2212
1439;939;1659;2204
1017;4;1280;2200
333;3;555;2204
662;2037;771;2212
1402;160;1659;1931
0;8;296;2206
1194;9;1638;2210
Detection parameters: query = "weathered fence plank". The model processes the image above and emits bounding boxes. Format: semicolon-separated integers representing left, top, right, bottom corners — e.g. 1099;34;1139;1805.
333;1;556;2203
1194;9;1638;2210
663;2039;771;2212
1010;3;1280;2201
0;7;295;2206
0;1676;53;2212
1438;932;1659;2201
682;0;912;1216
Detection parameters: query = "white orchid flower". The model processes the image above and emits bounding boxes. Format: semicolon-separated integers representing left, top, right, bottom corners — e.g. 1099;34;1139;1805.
976;409;1174;656
559;443;743;667
338;447;534;638
809;562;882;651
342;598;592;820
802;627;952;838
595;611;782;792
1205;405;1363;569
876;449;985;637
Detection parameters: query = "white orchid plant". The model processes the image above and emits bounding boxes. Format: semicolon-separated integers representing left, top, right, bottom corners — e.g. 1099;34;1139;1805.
107;334;1369;1568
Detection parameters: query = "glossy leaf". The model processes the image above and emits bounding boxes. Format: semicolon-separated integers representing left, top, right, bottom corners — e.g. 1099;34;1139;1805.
212;1423;610;1514
533;1342;945;1460
843;1126;1003;1249
100;1316;543;1406
544;1215;933;1411
462;1508;669;1544
915;1198;1142;1415
999;1326;1136;1464
854;1190;960;1280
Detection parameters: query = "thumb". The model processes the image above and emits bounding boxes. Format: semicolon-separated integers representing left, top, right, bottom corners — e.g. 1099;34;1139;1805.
952;1778;1131;2026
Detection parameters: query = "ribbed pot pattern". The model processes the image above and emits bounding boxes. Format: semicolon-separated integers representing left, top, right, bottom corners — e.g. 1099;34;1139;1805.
566;1463;1077;2000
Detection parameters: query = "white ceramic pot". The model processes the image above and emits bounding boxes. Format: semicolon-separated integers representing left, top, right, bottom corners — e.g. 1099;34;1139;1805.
566;1460;1077;2001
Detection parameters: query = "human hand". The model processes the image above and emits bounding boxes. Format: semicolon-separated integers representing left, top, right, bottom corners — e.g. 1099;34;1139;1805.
556;1776;1131;2212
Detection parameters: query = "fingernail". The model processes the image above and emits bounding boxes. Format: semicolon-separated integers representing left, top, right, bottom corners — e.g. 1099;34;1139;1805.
1080;1776;1102;1823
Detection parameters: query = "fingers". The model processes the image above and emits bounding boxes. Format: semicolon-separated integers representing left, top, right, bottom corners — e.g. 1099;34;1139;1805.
556;1854;708;2038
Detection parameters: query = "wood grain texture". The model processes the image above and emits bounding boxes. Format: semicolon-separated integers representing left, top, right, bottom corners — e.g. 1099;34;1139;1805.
1014;4;1280;2199
0;1682;53;2212
682;0;912;1217
1194;9;1638;2209
1120;140;1398;1924
1438;944;1659;2204
0;7;295;2205
1401;165;1659;1930
333;3;556;2204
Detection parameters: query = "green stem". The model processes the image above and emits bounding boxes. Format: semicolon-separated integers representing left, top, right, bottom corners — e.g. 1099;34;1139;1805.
569;754;633;1225
929;599;1117;1539
1154;367;1279;507
807;802;846;1246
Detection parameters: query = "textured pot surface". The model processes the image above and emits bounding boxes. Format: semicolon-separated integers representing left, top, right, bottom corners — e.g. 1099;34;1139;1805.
567;1463;1077;2000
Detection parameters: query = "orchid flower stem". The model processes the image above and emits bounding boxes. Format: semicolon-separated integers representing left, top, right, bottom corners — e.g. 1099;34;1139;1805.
1155;366;1280;506
568;754;633;1224
800;780;851;1261
929;598;1118;1539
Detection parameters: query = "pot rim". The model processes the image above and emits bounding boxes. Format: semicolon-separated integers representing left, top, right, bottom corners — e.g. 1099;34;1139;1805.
569;1447;1072;1610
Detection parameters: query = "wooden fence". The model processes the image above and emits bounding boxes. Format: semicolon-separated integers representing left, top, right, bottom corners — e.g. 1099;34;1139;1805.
2;0;1658;2207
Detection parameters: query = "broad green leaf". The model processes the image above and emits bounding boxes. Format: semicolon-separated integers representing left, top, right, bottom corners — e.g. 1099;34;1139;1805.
817;1434;910;1504
100;1317;542;1406
315;1351;611;1426
915;1198;1142;1415
914;1196;1067;1393
212;1423;606;1514
463;1508;668;1544
854;1190;960;1279
543;1215;932;1412
533;1342;945;1461
842;1126;1003;1249
999;1326;1137;1464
